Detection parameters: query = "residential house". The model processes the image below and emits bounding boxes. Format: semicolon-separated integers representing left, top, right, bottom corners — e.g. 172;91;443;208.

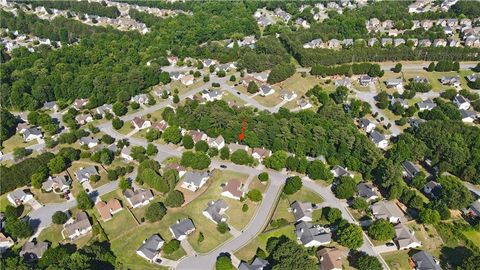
221;180;245;200
75;166;99;184
433;39;447;47
368;38;378;47
16;122;29;134
169;71;184;81
43;101;58;112
251;148;271;161
73;98;88;110
181;171;209;192
466;199;480;218
317;247;345;270
95;199;123;222
453;95;470;110
418;39;432;47
202;89;223;102
417;99;437;111
296;18;310;28
411;251;442;270
358;118;376;133
390;97;408;109
20;241;49;262
167;56;178;65
460;109;477;123
79;137;99;149
381;38;393;47
330;165;353;178
151;120;169;132
402;160;420;179
394;223;421;250
7;189;33;206
228;143;249;154
465;36;480;47
23;127;42;142
251;72;270;83
409;118;426;128
136;235;164;264
0;233;14;254
343;39;353;47
295;221;332;247
357;183;380;202
202;59;218;67
291;201;316;222
280;90;297;101
131;94;149;105
440;76;460;87
180;75;194;86
408;38;419;47
385;78;403;88
303;38;324;49
120;147;133;161
412;76;429;84
371;201;405;223
202;199;229;224
259;85;274;97
169;218;195;240
466;73;479;83
42;175;70;193
370;131;388;149
238;257;269;270
448;38;460;47
124;188;154;208
75;114;93;125
95;104;113;116
359;75;373;86
394;38;406;47
164;163;187;178
188;130;208;143
423;181;442;199
328;39;341;49
297;98;312;109
62;211;92;240
207;135;225;150
132;117;152;130
335;78;351;88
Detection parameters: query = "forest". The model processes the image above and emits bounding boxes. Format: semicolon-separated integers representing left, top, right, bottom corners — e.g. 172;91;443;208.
17;0;120;18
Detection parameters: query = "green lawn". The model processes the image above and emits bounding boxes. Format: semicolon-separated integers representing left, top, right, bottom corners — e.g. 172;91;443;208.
116;122;136;135
383;250;411;270
96;210;138;239
37;224;65;248
31;189;66;204
1;134;36;154
0;194;11;212
462;230;480;248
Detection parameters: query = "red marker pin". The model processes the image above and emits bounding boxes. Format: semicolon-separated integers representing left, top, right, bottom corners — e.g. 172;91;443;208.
239;118;247;142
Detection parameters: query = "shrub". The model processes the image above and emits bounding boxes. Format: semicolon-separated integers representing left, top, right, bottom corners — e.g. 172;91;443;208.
247;189;262;202
217;222;229;234
52;211;68;224
258;172;269;182
163;239;180;254
283;176;302;195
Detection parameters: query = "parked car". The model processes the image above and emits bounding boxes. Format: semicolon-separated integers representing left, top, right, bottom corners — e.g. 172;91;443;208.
220;165;227;168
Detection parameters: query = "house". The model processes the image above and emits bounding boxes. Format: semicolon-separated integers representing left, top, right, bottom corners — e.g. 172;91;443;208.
280;90;297;101
131;94;149;105
188;130;208;143
411;76;428;84
394;38;406;47
75;166;99;184
62;211;92;240
357;183;379;202
43;101;58;112
440;76;460;87
465;36;480;48
460;109;477;123
394;223;421;250
411;251;442;270
423;181;442;199
228;143;249;153
124;189;154;208
295;221;332;247
136;235;164;264
238;257;269;270
343;39;353;47
79;137;99;148
167;56;178;65
417;99;437;111
75;114;93;125
317;248;345;270
207;135;225;149
169;218;195;240
290;201;316;222
95;199;123;221
180;75;194;86
151;120;169;132
181;172;209;192
385;78;403;88
251;72;270;83
467;73;479;83
408;38;419;47
42;175;70;193
259;85;274;97
328;39;341;49
453;95;470;110
120;147;133;161
169;71;184;81
164;163;187;178
297;98;312;109
418;39;432;47
335;78;351;88
296;18;310;28
0;233;14;254
358;118;376;133
132;117;152;130
23;127;42;142
370;131;388;149
402;160;420;179
433;39;447;47
359;75;373;86
303;38;324;49
73;98;88;110
202;59;218;67
96;104;113;116
371;201;405;223
467;199;480;218
20;241;49;262
409;118;425;128
368;38;378;47
202;89;223;102
7;189;33;206
221;180;245;200
202;199;229;224
448;38;460;47
251;148;271;161
381;38;393;47
330;165;353;178
16;122;29;134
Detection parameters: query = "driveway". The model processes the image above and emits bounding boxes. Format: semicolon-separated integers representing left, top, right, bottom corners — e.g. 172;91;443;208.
374;244;398;254
27;198;43;210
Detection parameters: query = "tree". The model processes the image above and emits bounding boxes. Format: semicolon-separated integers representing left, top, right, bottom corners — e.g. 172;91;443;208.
145;202;167;222
5;218;33;239
195;140;209;152
13;147;29;160
101;134;115;144
230;149;253;165
77;191;93;210
351;197;369;211
229;75;236;82
197;232;205;243
112;102;127;116
180;151;211;170
459;255;480;270
118;177;130;192
220;147;230;160
247;189;262;202
333;177;357;199
437;175;473;209
267;63;295;84
182;135;194;149
283;176;302;195
264;151;288;170
269;238;317;270
146;143;158;156
335;222;363;249
215;255;234;270
258;172;269;182
418;208;440;224
165;190;184;207
368;219;395;241
31;171;47;189
331;86;349;104
217;222;229;234
427;62;435;72
162;126;182;144
52;211;68;224
163;239;180;254
112;117;124;130
307;160;333;181
130;101;140;110
247;81;259;94
392;63;402;73
207;147;218;157
145;129;161;142
325;207;342;223
356;254;383;270
173;94;180;104
242;204;249;212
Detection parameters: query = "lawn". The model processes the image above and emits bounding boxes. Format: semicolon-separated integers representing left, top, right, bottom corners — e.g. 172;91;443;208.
96;210;138;240
37;224;65;247
221;91;246;107
462;230;480;248
31;189;66;204
0;194;10;212
116;122;135;136
1;134;36;154
169;80;204;96
66;159;109;190
383;250;411;270
253;91;283;107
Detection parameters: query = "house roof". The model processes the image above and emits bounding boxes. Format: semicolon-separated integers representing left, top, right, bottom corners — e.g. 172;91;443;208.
42;175;69;191
64;211;91;237
394;223;419;249
208;135;225;146
411;251;441;270
152;120;168;131
370;131;386;144
316;247;345;270
124;189;153;206
95;199;122;221
24;127;42;137
469;199;480;214
260;84;272;94
402;161;420;177
295;221;331;245
238;257;269;270
371;201;404;220
20;241;49;261
79;137;99;145
331;165;350;178
222;180;244;198
252;148;271;158
43;101;57;110
164;163;186;173
8;189;30;201
417;99;436;110
454;95;469;104
75;166;98;181
460;109;477;119
204;199;228;223
183;171;209;187
359;118;373;128
137;234;164;260
357;183;377;199
335;78;351;87
228;143;248;152
188;130;206;142
132;117;146;127
291;201;314;221
170;218;195;239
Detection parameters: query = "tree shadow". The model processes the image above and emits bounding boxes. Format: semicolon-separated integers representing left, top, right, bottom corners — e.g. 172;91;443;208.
440;246;472;268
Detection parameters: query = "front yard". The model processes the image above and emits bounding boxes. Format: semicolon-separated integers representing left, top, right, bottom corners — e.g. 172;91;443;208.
1;134;36;154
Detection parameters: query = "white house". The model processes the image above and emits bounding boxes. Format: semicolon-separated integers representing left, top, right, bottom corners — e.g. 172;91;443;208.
202;89;223;102
62;212;92;240
453;95;470;110
207;135;225;149
42;175;70;193
370;131;388;149
79;137;99;149
358;118;375;133
460;109;477;123
169;218;196;241
7;189;34;206
132;117;152;130
259;85;274;97
131;94;149;105
251;148;272;161
121;147;134;161
23;127;43;142
124;189;154;208
181;172;209;192
202;199;229;224
136;235;164;264
280;90;297;101
0;233;14;254
371;201;405;224
181;75;194;86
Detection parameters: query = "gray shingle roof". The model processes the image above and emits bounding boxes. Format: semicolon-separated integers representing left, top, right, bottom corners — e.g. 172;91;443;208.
357;183;377;199
183;172;209;188
20;241;49;262
238;257;269;270
370;131;386;144
402;161;420;178
290;201;314;221
170;218;195;239
203;199;228;223
295;221;331;246
137;235;164;260
411;251;442;270
75;166;99;182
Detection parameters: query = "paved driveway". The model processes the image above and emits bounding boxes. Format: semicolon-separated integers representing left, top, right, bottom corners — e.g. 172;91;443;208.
27;198;43;210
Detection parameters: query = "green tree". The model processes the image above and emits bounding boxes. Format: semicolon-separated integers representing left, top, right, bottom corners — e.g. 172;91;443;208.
418;208;440;224
242;204;249;212
368;219;395;241
145;202;167;222
195;140;209;152
392;63;402;73
13;147;30;160
182;135;194;149
335;222;363;249
112;102;127;116
351;197;369;211
5;218;33;239
162;126;182;144
307;160;333;180
325;207;342;223
165;190;184;207
215;255;234;270
52;211;68;224
112;117;124;130
217;222;229;234
459;254;480;270
77;191;93;210
427;62;435;72
118;177;130;192
264;151;288;170
180;151;211;170
230;149;253;165
146;143;158;156
197;232;205;243
333;177;357;199
247;81;259;94
258;172;269;182
331;86;349;104
247;189;262;202
269;238;317;270
356;254;383;270
145;129;161;142
283;176;302;195
31;171;47;189
220;147;230;160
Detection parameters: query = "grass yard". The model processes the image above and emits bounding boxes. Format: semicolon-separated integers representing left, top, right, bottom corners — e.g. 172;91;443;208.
170;80;204;96
407;223;443;257
31;189;66;204
116;122;136;135
37;224;65;247
221;91;246;107
0;194;11;212
1;134;36;154
253;91;283;107
462;230;480;248
96;210;138;240
383;250;411;270
274;73;322;95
